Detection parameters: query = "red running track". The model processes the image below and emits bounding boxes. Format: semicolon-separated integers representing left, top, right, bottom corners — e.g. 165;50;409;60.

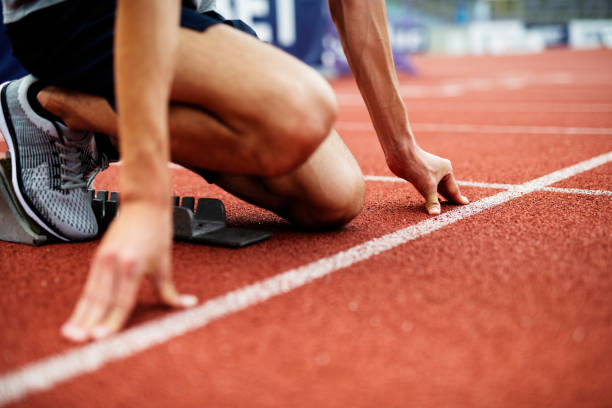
1;49;611;407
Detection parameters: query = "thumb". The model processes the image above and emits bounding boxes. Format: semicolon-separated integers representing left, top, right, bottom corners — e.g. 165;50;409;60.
425;192;441;215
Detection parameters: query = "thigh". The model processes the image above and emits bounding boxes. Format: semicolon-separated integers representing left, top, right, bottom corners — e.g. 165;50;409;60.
171;23;334;135
210;130;365;229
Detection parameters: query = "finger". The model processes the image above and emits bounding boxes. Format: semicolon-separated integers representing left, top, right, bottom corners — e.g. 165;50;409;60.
91;260;143;340
61;255;116;342
61;297;92;342
153;262;198;308
425;192;441;215
78;258;117;336
437;173;469;205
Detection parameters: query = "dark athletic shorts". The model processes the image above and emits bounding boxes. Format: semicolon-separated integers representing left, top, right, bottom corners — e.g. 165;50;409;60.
4;0;257;180
4;0;257;106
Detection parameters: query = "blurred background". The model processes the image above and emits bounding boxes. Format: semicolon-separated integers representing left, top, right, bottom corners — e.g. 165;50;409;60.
2;0;612;82
214;0;612;76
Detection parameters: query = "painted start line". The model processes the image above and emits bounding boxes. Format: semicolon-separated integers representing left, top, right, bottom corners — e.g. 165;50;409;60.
0;151;611;406
336;122;612;136
365;176;612;197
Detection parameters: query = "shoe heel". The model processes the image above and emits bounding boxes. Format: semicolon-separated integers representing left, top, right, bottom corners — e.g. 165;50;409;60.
0;157;50;245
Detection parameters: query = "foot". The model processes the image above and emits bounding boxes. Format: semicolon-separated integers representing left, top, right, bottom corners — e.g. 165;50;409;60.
0;76;104;240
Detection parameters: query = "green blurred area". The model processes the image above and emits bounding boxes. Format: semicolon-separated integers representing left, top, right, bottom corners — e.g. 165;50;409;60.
388;0;612;24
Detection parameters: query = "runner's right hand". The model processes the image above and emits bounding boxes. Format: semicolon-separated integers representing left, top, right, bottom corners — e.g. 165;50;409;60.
61;201;198;342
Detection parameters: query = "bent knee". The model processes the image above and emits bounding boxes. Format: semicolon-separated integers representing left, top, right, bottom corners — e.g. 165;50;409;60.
292;173;365;231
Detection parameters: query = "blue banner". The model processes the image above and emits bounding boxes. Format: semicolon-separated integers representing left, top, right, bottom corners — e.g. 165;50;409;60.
216;0;324;66
217;0;417;76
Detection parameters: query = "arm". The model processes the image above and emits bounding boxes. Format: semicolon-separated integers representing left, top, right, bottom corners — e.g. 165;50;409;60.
61;0;196;342
115;0;176;205
328;0;468;214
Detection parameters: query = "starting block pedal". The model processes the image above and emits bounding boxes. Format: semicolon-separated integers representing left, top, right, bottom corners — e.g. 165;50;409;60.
173;196;272;248
0;156;272;248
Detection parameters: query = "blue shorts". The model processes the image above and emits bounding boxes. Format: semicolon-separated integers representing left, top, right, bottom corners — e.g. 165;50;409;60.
4;0;257;107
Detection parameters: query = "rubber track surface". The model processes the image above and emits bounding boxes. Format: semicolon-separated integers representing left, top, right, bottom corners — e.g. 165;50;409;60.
1;49;611;407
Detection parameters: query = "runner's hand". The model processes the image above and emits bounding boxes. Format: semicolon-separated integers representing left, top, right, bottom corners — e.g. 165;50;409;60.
61;201;197;342
387;145;469;215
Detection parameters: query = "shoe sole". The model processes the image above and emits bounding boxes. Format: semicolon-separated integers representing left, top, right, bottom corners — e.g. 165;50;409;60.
0;81;69;242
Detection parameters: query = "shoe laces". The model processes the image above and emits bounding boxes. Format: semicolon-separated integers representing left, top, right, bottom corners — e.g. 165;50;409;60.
56;137;88;190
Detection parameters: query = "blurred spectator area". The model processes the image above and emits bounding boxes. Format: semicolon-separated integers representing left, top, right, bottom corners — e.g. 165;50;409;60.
390;0;612;54
389;0;612;24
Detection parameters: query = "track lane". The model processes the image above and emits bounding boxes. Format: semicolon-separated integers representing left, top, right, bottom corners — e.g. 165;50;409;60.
0;164;499;374
9;190;612;408
1;48;611;406
1;151;610;406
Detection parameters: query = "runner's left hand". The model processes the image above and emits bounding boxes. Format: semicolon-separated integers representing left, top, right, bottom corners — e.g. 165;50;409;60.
386;145;469;215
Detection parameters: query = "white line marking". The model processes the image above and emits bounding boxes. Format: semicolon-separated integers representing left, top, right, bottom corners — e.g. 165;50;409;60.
455;180;520;190
365;176;517;190
336;71;612;104
338;100;612;113
364;175;612;196
336;96;612;113
336;122;612;136
539;186;612;196
1;151;611;406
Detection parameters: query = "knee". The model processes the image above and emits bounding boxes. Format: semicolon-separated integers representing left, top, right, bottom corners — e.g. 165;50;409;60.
251;73;338;177
293;170;366;231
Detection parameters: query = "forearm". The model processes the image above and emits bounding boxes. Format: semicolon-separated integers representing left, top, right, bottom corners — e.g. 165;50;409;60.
115;0;180;205
328;0;416;162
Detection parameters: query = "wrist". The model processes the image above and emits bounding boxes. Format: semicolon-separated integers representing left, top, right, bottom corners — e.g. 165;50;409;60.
119;162;171;207
381;128;417;162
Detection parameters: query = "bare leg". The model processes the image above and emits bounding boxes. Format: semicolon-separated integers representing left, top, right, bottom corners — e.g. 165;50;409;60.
39;24;365;228
213;130;365;229
41;89;364;228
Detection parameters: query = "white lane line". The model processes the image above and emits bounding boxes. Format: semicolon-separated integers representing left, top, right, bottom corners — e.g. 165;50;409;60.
1;151;611;406
336;122;612;136
540;186;612;196
364;175;612;196
339;102;612;113
366;176;517;190
455;180;521;190
335;72;612;103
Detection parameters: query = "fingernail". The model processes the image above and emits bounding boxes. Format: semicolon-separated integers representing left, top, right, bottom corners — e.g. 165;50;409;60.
179;294;198;307
92;325;112;340
428;206;441;215
462;195;470;203
61;324;87;342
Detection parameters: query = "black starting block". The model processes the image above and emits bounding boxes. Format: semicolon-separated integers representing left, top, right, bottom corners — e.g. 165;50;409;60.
0;156;272;247
93;191;272;248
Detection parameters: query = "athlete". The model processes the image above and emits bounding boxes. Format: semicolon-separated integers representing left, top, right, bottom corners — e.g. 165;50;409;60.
0;0;469;342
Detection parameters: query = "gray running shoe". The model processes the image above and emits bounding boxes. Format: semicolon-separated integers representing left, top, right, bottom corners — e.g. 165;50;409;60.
0;75;99;241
